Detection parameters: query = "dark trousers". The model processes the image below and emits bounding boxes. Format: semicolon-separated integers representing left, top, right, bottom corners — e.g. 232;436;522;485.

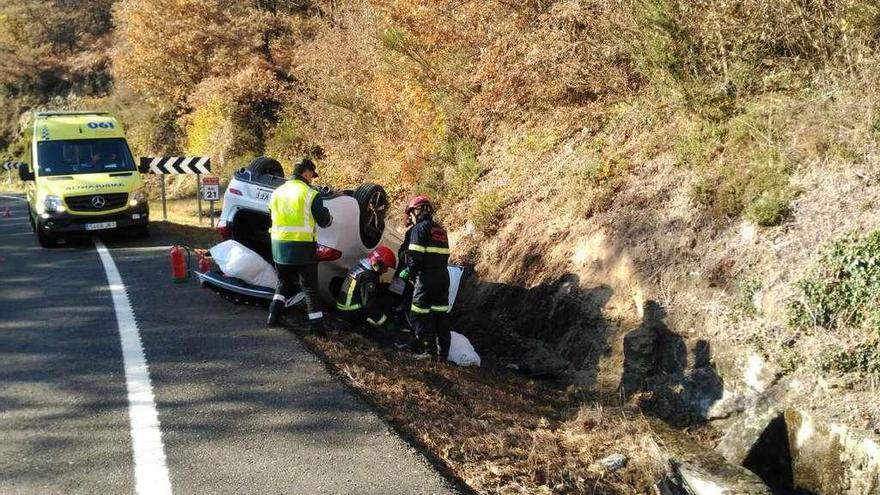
411;268;450;361
274;263;322;326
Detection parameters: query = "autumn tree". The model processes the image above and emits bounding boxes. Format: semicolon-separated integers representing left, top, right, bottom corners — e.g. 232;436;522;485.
0;0;115;155
112;0;324;164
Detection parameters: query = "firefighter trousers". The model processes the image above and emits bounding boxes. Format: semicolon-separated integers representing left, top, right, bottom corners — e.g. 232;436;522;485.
410;268;450;361
274;263;323;330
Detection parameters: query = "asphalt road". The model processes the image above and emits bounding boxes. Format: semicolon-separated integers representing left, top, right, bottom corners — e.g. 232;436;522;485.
0;193;456;495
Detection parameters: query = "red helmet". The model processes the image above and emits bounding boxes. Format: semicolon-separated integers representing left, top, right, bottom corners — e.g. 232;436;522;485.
368;246;396;272
405;195;433;215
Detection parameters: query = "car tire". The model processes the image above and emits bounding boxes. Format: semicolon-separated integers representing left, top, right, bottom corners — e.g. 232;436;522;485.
246;156;285;177
37;227;56;248
135;224;150;238
353;183;388;248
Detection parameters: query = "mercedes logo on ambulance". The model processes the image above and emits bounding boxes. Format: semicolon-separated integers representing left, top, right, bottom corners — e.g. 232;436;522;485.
91;196;106;209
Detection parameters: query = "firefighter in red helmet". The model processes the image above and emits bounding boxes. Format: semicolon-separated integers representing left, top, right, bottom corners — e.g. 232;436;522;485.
398;195;451;362
335;246;399;337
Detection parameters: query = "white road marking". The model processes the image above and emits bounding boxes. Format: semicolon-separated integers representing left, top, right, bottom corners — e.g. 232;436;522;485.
94;237;173;495
0;194;27;202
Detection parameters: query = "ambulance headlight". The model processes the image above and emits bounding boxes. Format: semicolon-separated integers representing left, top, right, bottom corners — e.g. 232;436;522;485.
43;195;65;213
130;188;146;206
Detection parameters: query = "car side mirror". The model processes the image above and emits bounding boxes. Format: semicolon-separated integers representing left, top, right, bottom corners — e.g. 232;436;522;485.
18;163;34;181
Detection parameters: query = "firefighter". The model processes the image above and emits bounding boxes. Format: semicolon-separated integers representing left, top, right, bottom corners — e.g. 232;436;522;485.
267;157;333;333
398;195;451;362
334;246;399;338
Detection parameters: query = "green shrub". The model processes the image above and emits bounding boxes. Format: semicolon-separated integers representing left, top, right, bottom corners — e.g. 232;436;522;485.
470;189;508;235
265;107;322;165
681;102;798;225
574;153;627;216
776;345;803;374
820;341;880;374
693;156;793;223
789;231;880;330
743;187;794;227
687;112;796;227
732;276;763;319
674;122;724;169
186;98;227;157
414;135;482;215
871;111;880;137
519;131;559;155
444;137;481;200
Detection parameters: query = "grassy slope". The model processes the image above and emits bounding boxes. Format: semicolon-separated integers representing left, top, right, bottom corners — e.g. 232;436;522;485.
450;71;880;428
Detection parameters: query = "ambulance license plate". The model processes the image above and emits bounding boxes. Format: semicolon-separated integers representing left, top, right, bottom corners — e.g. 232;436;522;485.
85;221;117;231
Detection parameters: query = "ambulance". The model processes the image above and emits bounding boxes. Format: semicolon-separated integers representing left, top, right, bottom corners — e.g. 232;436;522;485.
18;112;149;247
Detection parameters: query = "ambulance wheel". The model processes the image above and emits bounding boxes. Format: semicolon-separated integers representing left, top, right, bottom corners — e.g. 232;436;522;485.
37;228;56;248
135;224;150;238
27;205;36;232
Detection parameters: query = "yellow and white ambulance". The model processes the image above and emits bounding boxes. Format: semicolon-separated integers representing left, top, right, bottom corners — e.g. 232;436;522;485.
18;112;149;247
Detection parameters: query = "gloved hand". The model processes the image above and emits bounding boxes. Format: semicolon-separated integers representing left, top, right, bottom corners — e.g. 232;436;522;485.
398;268;410;281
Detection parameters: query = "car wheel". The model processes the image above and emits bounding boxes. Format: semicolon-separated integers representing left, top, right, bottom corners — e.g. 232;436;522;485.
37;227;56;248
246;156;285;177
353;183;388;248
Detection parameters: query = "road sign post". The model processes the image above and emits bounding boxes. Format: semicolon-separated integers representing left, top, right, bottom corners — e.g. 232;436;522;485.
196;174;202;225
160;175;167;220
139;157;211;223
201;176;220;228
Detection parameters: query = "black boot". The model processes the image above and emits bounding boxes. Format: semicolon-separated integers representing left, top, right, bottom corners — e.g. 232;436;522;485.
309;318;326;336
267;300;283;327
437;329;451;363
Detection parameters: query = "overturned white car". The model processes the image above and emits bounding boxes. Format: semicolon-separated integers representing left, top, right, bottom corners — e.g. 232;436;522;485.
200;156;463;311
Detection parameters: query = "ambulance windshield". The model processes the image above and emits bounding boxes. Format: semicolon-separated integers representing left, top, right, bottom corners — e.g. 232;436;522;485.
37;138;136;176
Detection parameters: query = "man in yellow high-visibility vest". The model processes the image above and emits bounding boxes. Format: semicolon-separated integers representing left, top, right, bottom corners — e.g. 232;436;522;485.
267;157;333;333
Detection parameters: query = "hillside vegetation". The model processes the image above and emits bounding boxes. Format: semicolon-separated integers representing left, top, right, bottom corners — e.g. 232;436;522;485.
5;0;880;492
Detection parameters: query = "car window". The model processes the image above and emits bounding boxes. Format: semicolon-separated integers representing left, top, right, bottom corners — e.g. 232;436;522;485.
37;138;136;176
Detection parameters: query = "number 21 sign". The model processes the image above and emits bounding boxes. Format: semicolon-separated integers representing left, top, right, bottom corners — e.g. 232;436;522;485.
201;176;220;201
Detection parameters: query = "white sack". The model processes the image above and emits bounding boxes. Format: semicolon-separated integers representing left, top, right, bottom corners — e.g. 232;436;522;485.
448;331;481;367
210;240;278;288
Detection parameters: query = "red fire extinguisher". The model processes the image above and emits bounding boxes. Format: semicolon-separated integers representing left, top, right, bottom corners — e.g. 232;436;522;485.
170;245;190;283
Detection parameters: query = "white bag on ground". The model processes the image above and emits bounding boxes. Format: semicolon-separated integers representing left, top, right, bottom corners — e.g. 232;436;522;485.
210;240;278;288
448;331;481;367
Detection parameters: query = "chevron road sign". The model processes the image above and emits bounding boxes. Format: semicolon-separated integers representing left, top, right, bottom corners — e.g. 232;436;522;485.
2;161;18;171
138;156;212;222
139;156;211;175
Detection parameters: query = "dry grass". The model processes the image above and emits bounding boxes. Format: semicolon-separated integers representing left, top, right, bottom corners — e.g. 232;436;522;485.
0;176;26;193
148;195;222;228
303;326;665;495
150;220;220;248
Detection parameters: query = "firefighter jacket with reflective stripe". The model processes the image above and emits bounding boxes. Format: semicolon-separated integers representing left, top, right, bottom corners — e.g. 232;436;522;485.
335;260;387;326
405;215;449;276
269;176;332;265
